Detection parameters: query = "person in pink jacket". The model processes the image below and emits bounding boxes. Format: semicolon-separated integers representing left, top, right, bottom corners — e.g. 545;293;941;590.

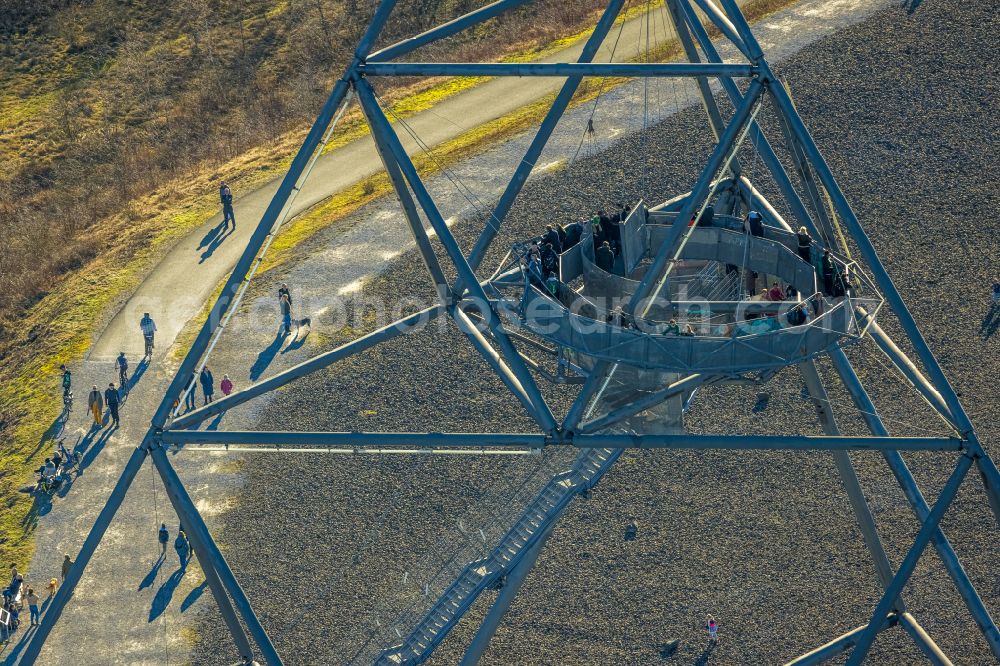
220;375;234;396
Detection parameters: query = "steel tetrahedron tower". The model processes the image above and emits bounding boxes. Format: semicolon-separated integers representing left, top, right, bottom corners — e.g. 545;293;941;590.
26;1;1000;664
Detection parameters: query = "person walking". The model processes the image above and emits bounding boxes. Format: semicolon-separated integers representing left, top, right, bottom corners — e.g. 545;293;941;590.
220;375;233;396
158;523;170;558
278;283;291;307
61;555;72;582
26;588;39;626
60;365;72;399
220;181;236;230
279;292;292;336
706;614;718;643
174;530;190;568
185;372;198;411
104;382;121;428
199;367;215;404
87;385;104;427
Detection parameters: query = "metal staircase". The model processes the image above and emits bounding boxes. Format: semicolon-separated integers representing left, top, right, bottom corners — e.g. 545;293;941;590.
373;447;623;665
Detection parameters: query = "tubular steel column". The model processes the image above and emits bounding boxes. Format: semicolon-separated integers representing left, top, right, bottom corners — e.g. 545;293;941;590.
829;348;1000;659
156;455;255;660
21;445;149;664
629;78;765;312
798;361;902;607
462;0;627;278
150;445;283;665
152;0;401;427
459;527;554;665
355;78;558;433
846;454;973;665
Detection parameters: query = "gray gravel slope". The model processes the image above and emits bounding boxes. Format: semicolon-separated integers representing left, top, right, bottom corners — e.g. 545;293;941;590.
194;1;1000;664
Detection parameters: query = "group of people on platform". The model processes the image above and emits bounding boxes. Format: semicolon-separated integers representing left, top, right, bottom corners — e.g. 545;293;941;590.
524;205;630;288
520;204;853;340
743;210;848;298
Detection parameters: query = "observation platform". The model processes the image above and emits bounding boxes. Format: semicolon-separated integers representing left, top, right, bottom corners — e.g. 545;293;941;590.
490;203;883;375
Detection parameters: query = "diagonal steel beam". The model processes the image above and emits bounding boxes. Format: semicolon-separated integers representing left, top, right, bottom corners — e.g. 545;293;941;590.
676;0;819;236
576;373;709;434
628;77;765;314
451;305;547;423
151;0;401;428
459;525;554;665
21;444;149;664
898;612;954;666
359;95;450;293
156;453;256;660
829;347;1000;659
562;361;612;432
846;453;973;665
355;78;558;433
367;0;535;62
799;360;903;611
168;306;443;431
690;0;752;59
715;0;763;60
783;614;898;666
149;445;282;665
462;0;627;279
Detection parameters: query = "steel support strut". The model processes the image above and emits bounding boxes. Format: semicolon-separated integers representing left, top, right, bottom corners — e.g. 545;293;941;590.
152;0;400;427
462;0;627;279
354;78;558;433
798;361;903;609
156;455;255;660
459;527;554;665
21;445;149;664
149;444;283;665
846;454;973;665
829;348;1000;659
168;306;444;431
368;0;535;62
628;77;766;312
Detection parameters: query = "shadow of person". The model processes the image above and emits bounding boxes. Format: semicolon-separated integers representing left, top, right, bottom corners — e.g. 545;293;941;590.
250;330;286;381
139;556;165;591
694;641;717;666
281;326;310;355
205;414;225;431
180;579;207;612
979;304;1000;340
197;221;226;251
25;405;75;462
752;393;769;413
148;567;185;623
902;0;924;14
19;490;53;532
76;427;115;477
199;225;235;264
3;623;38;662
128;357;151;391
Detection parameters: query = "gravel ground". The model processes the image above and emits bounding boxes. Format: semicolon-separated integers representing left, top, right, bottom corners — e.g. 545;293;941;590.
193;1;1000;664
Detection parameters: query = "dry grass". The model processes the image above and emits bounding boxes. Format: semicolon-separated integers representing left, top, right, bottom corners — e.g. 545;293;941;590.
0;0;797;573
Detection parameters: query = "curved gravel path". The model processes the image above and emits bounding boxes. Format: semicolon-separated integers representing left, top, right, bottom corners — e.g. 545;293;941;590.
187;0;1000;664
